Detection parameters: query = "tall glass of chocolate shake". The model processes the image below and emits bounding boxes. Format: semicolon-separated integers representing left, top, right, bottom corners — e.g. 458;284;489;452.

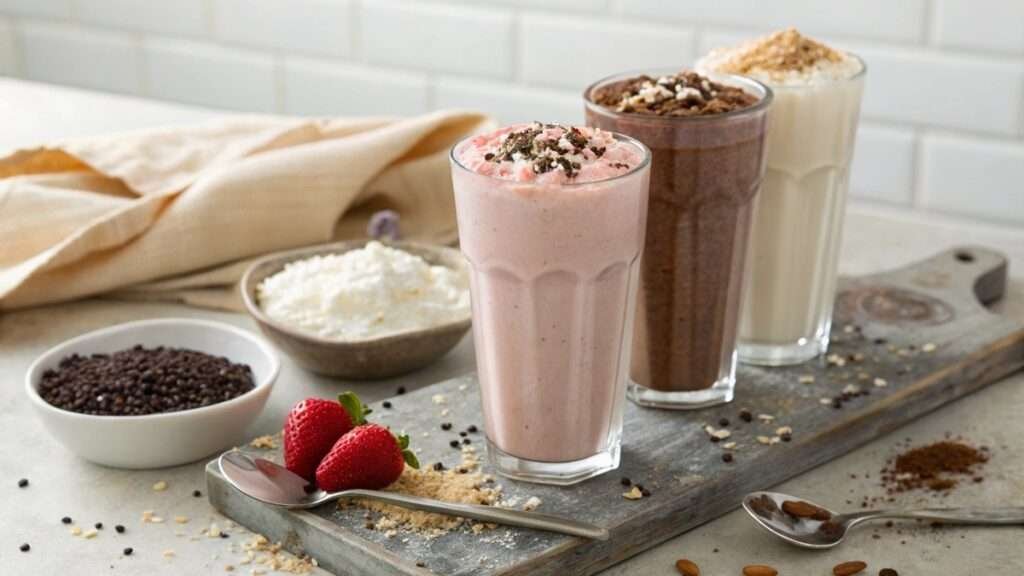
585;70;771;409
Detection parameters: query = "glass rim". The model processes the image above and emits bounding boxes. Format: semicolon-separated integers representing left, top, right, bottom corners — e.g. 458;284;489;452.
583;69;774;125
756;53;867;91
449;125;653;188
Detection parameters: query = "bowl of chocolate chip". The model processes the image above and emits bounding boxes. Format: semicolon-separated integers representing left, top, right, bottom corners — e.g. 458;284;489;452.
25;318;279;469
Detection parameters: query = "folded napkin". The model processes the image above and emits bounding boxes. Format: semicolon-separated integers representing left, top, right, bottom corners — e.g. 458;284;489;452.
0;111;492;311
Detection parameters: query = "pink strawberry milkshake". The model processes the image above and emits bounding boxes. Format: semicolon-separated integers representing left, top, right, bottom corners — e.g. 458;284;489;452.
450;123;650;485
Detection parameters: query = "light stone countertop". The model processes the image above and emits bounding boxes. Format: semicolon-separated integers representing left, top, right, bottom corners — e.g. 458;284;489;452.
2;79;1023;575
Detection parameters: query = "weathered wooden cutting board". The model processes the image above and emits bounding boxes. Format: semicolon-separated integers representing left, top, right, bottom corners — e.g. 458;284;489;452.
207;246;1024;576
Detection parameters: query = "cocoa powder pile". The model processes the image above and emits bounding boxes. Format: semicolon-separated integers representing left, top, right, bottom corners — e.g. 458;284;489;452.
881;440;989;493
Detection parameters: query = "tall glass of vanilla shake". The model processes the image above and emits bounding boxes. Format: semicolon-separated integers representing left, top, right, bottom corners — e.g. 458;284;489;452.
450;123;650;484
698;29;866;366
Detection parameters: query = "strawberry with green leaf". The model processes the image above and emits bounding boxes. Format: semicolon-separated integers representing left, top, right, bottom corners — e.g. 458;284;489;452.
316;424;420;491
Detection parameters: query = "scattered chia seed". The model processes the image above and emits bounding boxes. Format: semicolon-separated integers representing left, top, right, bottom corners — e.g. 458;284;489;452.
718;417;730;427
17;478;28;488
432;462;446;471
94;522;103;530
193;490;202;498
462;438;471;445
61;517;72;525
620;477;632;487
19;543;30;552
382;401;392;409
396;387;406;395
739;409;753;423
722;453;734;463
441;423;452;431
115;525;125;533
123;547;133;556
459;431;467;437
467;425;478;433
449;440;460;448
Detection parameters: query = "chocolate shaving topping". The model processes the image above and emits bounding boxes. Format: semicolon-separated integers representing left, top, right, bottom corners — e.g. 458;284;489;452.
486;122;626;179
592;70;758;117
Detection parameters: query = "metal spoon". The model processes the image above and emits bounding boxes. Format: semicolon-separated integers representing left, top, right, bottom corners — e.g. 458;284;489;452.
743;491;1024;549
218;451;609;540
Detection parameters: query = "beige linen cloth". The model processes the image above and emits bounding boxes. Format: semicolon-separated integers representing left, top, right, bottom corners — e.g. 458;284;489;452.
0;111;492;311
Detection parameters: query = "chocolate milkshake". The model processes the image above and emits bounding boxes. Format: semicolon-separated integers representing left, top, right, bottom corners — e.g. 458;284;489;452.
451;123;650;484
585;70;770;409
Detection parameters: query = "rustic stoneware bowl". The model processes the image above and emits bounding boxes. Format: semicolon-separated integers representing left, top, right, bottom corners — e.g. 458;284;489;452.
241;240;472;380
25;318;279;469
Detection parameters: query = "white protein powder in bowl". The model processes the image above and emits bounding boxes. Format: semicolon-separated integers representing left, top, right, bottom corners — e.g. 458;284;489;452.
256;242;470;340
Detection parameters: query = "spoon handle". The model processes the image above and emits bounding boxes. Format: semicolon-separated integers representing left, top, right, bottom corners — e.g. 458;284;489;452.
339;490;609;540
849;507;1024;526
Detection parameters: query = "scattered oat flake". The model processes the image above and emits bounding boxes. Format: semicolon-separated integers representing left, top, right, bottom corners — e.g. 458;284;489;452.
842;384;862;395
820;398;833;405
922;343;937;352
431;394;446;405
874;377;888;388
175;516;189;524
757;414;775;422
756;436;774;445
776;426;793;436
704;425;731;440
826;353;847;367
70;526;83;536
163;549;176;558
798;375;815;384
153;480;168;491
623;486;644;500
83;528;98;539
523;496;542;511
722;441;737;450
249;435;277;449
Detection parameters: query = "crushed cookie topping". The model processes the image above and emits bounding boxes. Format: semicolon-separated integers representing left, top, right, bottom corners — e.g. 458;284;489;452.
487;122;624;178
592;70;758;117
713;28;844;75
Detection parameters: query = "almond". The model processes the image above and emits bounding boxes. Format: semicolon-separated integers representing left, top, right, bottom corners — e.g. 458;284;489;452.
674;558;700;576
832;560;867;575
781;499;832;521
742;565;778;576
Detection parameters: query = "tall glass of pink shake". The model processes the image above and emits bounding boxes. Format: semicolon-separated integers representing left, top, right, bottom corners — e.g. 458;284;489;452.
450;123;650;485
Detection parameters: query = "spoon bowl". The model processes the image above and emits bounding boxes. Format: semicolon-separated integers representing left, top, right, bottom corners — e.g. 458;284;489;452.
743;490;1024;549
218;452;609;540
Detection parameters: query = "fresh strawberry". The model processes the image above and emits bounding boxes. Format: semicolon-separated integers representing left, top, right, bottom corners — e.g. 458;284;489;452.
283;392;369;482
315;424;420;492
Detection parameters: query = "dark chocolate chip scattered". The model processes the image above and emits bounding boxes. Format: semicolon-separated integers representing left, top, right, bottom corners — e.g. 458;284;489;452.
620;477;632;487
19;543;30;552
781;432;793;442
709;435;720;443
397;387;406;395
382;401;392;409
61;517;72;525
115;525;125;533
449;440;460;448
416;561;427;568
879;569;898;576
95;522;103;530
739;409;753;423
193;490;202;498
722;453;734;463
467;425;478;433
220;532;230;539
462;438;471;445
459;431;467;437
17;478;28;488
441;423;452;431
123;547;133;556
718;417;730;427
432;462;445;471
639;487;651;497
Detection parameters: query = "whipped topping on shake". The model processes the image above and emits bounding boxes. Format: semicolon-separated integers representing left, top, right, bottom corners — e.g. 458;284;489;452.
698;28;863;86
699;29;866;366
458;123;641;184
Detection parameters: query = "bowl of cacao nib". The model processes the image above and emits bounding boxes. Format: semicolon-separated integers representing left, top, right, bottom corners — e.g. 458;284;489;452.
25;318;279;469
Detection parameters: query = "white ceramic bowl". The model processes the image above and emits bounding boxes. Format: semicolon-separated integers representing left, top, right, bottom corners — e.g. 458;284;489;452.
25;318;279;469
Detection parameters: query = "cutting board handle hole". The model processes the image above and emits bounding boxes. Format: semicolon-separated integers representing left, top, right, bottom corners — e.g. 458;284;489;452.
955;251;975;263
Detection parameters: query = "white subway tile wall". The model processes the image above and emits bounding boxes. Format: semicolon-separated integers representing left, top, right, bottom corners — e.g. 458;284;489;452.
0;0;1020;225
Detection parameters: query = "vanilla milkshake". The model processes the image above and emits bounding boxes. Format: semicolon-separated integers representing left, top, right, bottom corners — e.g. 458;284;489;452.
450;124;649;484
698;29;865;365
